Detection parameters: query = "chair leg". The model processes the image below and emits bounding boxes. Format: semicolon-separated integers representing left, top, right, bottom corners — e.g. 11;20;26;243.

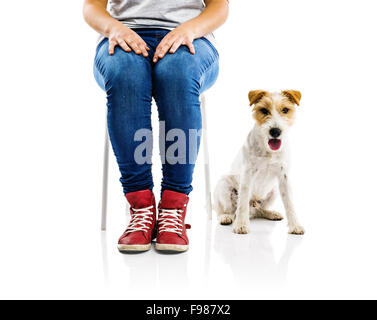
101;118;110;231
201;95;213;220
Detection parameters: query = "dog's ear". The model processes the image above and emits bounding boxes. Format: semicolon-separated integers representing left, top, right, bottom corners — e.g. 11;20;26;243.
282;90;302;106
248;90;267;107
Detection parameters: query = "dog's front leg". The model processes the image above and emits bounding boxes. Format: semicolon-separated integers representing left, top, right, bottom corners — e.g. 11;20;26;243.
233;168;252;234
279;174;305;235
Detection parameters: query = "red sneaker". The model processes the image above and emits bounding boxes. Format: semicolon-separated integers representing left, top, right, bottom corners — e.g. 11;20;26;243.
156;190;191;252
118;190;156;253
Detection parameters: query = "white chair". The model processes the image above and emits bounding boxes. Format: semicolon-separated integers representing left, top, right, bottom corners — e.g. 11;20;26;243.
101;95;212;231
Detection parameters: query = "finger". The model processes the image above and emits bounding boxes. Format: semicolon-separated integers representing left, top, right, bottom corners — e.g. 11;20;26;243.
137;41;149;57
156;41;173;60
160;42;174;58
137;37;149;50
127;40;142;55
136;38;150;56
186;41;196;55
169;39;183;54
153;43;164;62
153;36;175;62
108;40;117;55
153;45;165;62
118;40;131;53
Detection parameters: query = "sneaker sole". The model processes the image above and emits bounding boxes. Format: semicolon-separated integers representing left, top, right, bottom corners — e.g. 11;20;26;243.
155;243;189;252
117;244;151;252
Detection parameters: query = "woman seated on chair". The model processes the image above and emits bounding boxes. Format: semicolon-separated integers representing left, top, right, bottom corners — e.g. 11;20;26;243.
83;0;228;253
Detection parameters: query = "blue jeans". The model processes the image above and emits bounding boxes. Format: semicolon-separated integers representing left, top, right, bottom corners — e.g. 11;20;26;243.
94;29;219;195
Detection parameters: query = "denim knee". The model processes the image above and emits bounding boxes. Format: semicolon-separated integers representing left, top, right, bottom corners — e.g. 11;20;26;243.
95;44;152;100
153;49;202;95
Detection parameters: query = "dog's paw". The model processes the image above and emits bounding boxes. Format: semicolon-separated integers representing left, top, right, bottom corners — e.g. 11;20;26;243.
233;222;250;234
219;214;235;225
269;211;284;221
261;210;284;221
289;225;305;235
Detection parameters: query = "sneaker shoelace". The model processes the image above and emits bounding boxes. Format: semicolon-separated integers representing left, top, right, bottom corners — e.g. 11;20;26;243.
158;208;190;234
125;206;154;234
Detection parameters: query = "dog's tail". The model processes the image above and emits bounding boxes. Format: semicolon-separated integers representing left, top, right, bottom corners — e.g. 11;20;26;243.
213;174;239;216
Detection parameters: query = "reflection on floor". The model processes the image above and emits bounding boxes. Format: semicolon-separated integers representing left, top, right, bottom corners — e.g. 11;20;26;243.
214;221;303;288
100;214;304;298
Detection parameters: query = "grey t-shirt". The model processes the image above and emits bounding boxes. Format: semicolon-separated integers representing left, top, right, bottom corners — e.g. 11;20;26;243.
99;0;216;47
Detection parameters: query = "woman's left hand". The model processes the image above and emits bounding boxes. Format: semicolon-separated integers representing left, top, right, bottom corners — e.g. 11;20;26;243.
153;24;196;63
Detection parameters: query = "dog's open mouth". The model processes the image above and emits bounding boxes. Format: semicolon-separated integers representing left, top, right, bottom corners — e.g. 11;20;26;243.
268;139;282;151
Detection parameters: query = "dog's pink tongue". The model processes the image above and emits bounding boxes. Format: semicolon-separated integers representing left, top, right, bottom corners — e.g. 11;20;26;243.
268;139;282;151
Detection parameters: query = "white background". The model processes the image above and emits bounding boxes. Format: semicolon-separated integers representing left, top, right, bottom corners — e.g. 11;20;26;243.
1;0;377;299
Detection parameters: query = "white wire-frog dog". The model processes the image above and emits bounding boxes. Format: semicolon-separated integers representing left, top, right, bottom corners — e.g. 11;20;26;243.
214;90;305;235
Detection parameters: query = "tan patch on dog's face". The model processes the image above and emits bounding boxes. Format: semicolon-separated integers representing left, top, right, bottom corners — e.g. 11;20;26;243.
252;94;274;126
276;97;296;126
249;90;301;126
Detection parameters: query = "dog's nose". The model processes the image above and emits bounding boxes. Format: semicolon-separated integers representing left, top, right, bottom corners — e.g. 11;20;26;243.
269;127;281;138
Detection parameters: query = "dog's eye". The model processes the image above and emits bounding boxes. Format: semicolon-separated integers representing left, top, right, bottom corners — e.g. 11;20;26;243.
282;108;290;114
260;108;270;115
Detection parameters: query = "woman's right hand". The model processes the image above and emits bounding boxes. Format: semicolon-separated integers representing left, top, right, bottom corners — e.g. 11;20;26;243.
108;23;150;57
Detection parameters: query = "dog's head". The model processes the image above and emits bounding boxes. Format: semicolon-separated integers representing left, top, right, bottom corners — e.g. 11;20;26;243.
248;90;301;153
